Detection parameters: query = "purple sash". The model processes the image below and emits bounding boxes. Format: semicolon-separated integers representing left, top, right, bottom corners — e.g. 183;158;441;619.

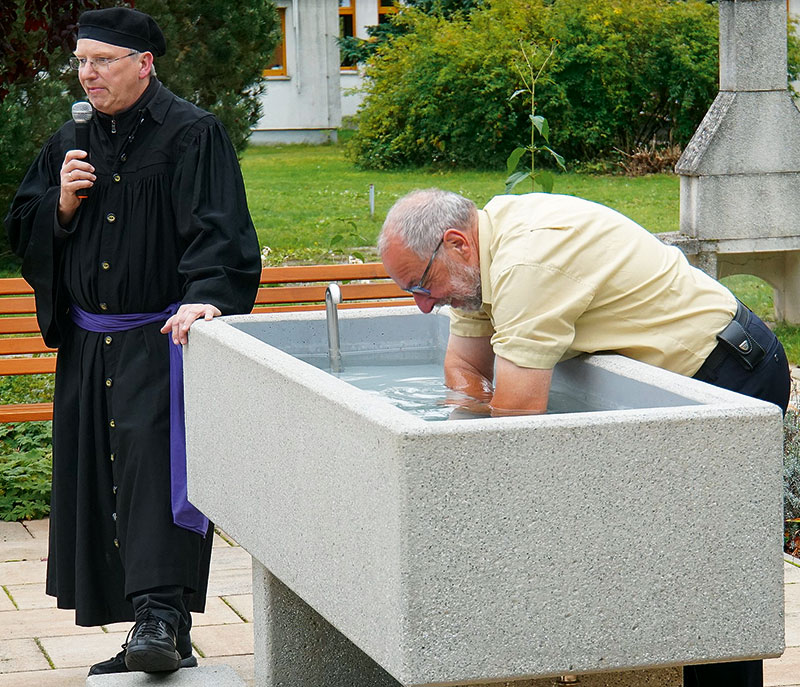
70;303;209;537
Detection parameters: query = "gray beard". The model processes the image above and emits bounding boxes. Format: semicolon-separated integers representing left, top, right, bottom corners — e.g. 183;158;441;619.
447;262;484;312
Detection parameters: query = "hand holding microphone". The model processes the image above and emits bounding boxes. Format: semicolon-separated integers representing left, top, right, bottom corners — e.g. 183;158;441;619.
57;102;96;226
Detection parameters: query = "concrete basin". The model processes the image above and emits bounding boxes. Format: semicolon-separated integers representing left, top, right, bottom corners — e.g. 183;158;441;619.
183;307;784;687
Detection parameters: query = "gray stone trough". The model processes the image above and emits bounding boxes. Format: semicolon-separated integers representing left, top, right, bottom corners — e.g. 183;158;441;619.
183;306;784;687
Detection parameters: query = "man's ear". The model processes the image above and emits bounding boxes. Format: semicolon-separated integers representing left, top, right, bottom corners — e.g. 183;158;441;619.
442;227;474;261
138;52;154;80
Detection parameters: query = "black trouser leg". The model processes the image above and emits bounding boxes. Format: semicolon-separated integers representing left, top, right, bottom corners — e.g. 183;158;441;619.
684;659;763;687
130;585;192;657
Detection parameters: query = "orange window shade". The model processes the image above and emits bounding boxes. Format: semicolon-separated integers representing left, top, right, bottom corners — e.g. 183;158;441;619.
263;7;287;76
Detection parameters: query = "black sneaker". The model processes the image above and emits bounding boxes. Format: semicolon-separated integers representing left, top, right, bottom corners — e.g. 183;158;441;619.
88;648;197;676
88;649;127;675
124;612;181;672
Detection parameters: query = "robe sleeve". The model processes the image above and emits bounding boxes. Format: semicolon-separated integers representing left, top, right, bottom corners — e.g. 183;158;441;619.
171;117;261;315
3;133;69;348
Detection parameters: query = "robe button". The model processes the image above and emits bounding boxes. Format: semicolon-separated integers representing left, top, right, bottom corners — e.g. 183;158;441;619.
100;302;108;311
113;538;119;548
109;419;115;428
113;173;121;182
105;336;112;345
106;213;116;223
101;261;110;270
105;378;113;387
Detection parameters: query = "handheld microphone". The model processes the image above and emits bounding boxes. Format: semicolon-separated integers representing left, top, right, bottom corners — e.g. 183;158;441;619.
71;101;92;200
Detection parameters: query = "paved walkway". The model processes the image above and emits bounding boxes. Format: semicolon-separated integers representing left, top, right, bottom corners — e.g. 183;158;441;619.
0;519;255;686
0;519;799;686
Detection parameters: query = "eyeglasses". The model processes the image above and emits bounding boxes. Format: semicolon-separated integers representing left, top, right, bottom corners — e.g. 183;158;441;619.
403;236;444;296
69;52;138;72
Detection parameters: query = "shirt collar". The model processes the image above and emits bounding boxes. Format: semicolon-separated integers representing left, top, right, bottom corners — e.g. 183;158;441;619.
477;208;493;304
142;79;170;124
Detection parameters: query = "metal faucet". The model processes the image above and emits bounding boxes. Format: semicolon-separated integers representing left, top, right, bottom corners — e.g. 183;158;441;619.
325;283;342;373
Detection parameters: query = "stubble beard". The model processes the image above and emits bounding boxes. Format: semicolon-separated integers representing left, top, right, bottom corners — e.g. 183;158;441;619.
443;260;483;312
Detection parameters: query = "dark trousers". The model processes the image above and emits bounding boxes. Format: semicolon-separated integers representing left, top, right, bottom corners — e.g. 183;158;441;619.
130;585;193;657
686;304;790;687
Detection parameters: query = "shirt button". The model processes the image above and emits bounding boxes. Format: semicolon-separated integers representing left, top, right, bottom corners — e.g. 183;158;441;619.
112;512;117;521
100;302;108;311
120;153;127;162
113;173;121;182
106;213;116;223
113;538;119;548
105;336;112;345
105;378;113;387
110;453;115;462
112;485;118;495
109;419;115;428
101;261;110;270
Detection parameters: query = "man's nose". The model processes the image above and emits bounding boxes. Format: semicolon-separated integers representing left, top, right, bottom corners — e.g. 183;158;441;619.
413;292;436;314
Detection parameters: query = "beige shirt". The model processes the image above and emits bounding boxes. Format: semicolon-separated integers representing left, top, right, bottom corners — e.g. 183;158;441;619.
449;194;737;376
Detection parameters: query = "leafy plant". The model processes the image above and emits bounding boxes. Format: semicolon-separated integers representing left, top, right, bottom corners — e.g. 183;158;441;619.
785;407;800;521
325;219;368;263
505;39;565;193
0;422;53;522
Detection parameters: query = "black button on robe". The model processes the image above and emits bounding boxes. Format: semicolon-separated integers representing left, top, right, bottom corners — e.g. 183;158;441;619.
5;80;261;626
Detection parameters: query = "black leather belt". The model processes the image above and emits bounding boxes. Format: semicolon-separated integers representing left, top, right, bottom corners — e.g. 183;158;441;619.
698;300;767;374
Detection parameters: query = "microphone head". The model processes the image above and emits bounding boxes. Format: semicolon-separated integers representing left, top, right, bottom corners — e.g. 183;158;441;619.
71;101;93;123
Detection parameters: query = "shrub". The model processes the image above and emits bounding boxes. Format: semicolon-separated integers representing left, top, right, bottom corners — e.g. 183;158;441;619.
348;2;541;170
350;0;799;169
0;422;52;522
785;408;800;521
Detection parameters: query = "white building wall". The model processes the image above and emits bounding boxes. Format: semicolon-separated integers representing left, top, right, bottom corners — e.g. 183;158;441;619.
252;0;342;144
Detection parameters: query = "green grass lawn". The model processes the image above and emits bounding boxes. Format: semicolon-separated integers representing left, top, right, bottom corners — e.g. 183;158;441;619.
242;143;680;262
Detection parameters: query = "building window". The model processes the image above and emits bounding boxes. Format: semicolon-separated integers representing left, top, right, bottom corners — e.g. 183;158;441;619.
264;7;287;77
378;0;397;24
339;0;357;70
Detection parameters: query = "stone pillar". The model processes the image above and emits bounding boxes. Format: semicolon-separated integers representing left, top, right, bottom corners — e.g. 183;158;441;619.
251;561;401;687
675;0;800;323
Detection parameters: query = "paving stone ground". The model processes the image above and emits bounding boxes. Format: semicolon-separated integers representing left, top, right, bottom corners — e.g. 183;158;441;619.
0;519;798;686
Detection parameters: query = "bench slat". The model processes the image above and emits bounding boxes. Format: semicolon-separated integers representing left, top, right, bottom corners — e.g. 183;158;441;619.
0;337;55;355
0;403;53;422
255;282;406;305
0;278;33;296
0;316;42;335
0;296;37;315
0;357;57;376
259;263;389;283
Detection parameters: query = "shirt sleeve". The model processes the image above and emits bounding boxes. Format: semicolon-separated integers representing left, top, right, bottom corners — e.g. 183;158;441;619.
489;262;595;369
449;305;495;338
171;117;262;315
3;134;67;347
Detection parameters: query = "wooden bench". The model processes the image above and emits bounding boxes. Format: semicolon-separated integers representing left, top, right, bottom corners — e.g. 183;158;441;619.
0;263;411;423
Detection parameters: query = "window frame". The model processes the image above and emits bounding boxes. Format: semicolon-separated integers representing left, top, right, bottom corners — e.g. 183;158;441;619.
339;0;358;71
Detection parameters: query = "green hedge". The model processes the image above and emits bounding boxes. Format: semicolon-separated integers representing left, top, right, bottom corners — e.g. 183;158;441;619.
349;0;799;169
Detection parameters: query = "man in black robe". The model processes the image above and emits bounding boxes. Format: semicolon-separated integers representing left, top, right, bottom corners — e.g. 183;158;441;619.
4;7;261;675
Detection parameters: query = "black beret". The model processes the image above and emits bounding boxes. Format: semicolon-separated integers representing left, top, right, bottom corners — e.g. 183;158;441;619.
77;8;166;57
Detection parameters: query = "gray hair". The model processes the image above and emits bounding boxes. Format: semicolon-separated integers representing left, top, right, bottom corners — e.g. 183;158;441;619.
131;50;157;77
379;188;477;257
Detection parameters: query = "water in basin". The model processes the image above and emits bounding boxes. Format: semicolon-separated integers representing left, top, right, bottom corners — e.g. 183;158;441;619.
334;361;629;420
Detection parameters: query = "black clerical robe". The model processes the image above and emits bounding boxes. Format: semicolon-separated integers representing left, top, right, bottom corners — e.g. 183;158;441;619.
5;79;261;626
